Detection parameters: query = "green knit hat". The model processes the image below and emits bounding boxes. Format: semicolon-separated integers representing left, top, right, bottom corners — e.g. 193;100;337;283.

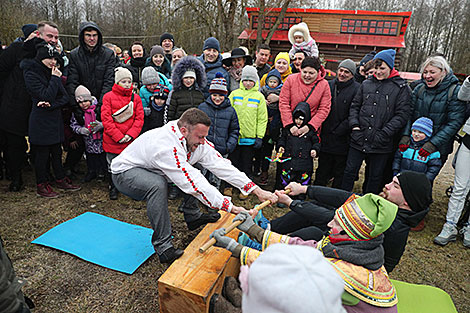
335;194;398;240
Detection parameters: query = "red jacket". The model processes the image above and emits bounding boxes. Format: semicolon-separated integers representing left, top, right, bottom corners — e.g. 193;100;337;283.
279;67;331;131
101;84;144;154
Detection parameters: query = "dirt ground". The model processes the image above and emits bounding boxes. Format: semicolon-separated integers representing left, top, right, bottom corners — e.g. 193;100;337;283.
1;149;469;313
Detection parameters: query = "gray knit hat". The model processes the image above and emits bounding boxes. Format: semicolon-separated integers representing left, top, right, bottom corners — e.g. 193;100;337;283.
150;45;165;58
75;85;92;102
338;59;356;75
241;65;259;83
141;66;160;85
114;67;132;84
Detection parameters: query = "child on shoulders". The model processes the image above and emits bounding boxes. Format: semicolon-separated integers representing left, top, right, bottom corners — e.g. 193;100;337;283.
288;22;319;59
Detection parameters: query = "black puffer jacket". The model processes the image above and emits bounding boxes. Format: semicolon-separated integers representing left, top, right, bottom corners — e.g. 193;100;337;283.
21;59;69;145
278;101;321;172
124;46;147;88
349;73;411;153
66;22;117;116
0;38;41;136
198;97;239;155
321;78;360;155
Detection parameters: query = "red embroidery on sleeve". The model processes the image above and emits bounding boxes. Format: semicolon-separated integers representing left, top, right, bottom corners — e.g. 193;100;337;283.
243;182;256;193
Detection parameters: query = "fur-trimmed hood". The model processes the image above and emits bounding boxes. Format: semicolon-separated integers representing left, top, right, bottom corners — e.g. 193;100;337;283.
171;56;207;91
288;22;312;45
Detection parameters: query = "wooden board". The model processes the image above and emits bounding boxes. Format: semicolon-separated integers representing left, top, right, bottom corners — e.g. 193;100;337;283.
158;211;241;313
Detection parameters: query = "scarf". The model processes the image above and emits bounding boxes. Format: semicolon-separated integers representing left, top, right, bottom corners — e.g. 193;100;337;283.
84;104;100;140
229;66;243;82
321;234;384;270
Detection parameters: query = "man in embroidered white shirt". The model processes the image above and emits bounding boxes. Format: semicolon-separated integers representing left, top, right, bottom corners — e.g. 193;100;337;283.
111;108;277;263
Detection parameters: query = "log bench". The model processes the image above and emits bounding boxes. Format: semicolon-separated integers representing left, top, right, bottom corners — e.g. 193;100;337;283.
158;211;241;313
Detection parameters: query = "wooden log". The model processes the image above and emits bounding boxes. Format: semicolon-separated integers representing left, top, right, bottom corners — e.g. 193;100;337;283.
158;211;241;313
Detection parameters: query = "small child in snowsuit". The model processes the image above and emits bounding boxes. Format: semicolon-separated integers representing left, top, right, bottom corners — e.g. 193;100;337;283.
393;117;441;183
278;101;320;189
199;74;240;190
288;22;319;59
70;85;106;182
229;66;268;198
141;85;169;133
101;67;144;200
258;69;283;185
166;56;206;122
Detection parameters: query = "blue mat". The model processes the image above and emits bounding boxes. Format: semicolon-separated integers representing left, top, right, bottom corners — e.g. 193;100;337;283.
32;212;155;274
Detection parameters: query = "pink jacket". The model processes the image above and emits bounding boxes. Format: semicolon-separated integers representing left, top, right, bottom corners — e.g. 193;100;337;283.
279;67;331;131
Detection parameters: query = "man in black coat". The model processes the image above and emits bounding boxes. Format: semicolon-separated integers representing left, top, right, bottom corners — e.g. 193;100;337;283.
272;171;432;273
253;44;271;79
0;21;59;191
314;59;360;188
66;21;117;116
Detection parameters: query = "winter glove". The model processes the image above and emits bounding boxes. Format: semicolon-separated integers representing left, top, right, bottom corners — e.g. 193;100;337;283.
91;121;103;133
143;107;151;116
399;135;411;152
79;127;90;136
209;228;239;252
419;141;437;157
118;134;132;144
233;211;255;233
253;138;263;149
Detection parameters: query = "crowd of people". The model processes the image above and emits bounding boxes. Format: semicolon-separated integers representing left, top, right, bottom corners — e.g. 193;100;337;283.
1;19;470;313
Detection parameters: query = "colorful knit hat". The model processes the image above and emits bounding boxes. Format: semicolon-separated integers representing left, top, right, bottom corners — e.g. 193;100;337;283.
208;72;228;95
411;117;433;138
335;194;398;240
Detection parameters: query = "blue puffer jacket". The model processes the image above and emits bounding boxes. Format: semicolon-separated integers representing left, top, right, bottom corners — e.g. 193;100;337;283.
392;137;442;182
403;72;466;156
198;96;239;155
197;54;230;98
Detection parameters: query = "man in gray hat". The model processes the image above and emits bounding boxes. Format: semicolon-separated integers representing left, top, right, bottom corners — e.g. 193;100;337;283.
314;59;360;188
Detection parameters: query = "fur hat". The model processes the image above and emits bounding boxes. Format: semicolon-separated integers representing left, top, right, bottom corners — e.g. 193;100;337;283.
288;22;312;45
411;117;433;138
160;32;174;45
203;37;220;52
150;45;165;58
171;56;206;90
374;49;396;70
241;65;259;83
240;244;346;313
338;59;356;75
75;85;93;102
222;47;253;67
335;193;398;240
141;66;160;85
209;72;228;95
114;67;132;84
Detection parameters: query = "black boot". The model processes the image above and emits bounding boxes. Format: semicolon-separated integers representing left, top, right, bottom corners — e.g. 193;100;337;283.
187;212;221;231
168;184;179;200
9;175;23;192
158;247;184;264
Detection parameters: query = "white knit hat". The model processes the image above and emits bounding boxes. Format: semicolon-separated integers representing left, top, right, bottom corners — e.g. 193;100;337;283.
75;85;92;102
240;244;346;313
114;67;132;84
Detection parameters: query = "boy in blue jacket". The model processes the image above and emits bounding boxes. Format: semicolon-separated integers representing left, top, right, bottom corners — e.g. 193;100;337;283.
393;117;441;183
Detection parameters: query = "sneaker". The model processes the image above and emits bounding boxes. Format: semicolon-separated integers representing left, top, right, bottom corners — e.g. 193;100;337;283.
109;186;119;200
223;188;233;197
187;212;221;231
55;177;81;191
37;182;59;198
433;223;458;246
239;193;249;200
459;225;470;248
158;247;184;264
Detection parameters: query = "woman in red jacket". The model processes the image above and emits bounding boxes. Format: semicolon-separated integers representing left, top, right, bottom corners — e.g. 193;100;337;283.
101;67;144;199
279;57;331;138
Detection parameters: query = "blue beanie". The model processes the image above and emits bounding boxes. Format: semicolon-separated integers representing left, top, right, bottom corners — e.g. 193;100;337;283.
203;37;220;52
374;49;396;69
411;117;433;138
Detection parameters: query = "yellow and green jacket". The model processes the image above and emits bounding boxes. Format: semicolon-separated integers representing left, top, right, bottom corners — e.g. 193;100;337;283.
229;81;268;141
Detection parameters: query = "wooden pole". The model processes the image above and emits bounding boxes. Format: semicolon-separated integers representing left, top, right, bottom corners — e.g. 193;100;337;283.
199;189;290;253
